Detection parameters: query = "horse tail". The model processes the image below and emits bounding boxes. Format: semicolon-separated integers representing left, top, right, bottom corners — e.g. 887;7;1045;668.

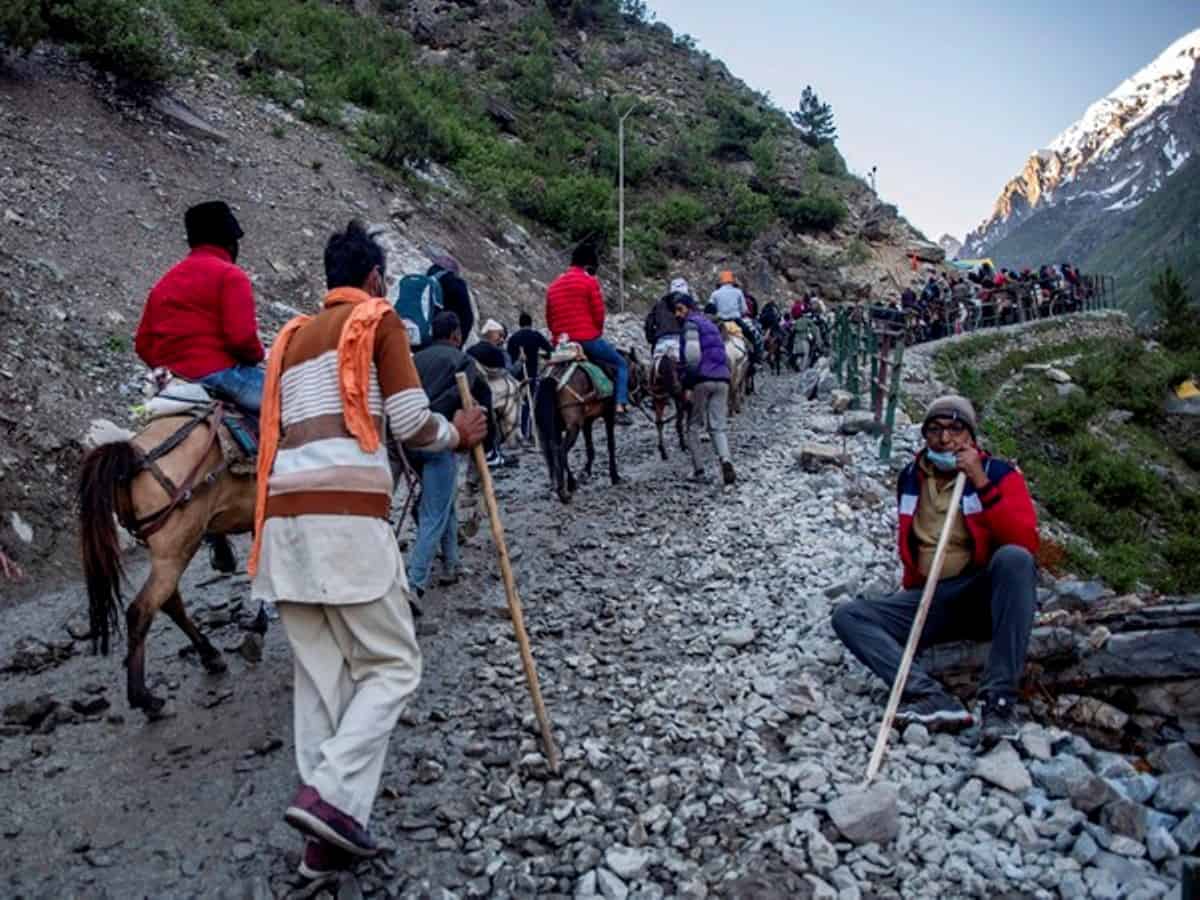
534;376;559;472
78;441;140;656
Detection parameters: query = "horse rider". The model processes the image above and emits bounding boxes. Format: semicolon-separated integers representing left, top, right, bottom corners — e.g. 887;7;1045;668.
545;243;633;426
710;270;761;366
675;293;736;486
831;395;1039;748
135;200;263;573
136;201;265;413
645;277;689;360
506;311;553;442
409;311;490;601
252;221;486;879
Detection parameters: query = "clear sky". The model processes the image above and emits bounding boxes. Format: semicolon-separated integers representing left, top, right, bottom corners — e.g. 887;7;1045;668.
646;1;1200;242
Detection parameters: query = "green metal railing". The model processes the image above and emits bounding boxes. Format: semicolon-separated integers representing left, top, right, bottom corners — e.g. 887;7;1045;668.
832;307;904;461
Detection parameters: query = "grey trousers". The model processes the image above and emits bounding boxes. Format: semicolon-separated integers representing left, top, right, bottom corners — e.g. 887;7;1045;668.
831;545;1037;702
688;380;730;471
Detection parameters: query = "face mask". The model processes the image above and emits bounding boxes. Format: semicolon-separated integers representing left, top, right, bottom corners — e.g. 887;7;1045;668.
926;449;959;472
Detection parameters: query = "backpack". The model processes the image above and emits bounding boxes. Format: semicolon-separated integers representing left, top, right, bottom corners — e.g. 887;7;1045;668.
644;307;658;346
393;272;445;347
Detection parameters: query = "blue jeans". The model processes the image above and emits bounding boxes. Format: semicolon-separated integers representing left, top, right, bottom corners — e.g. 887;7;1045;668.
406;449;460;591
200;364;265;413
579;338;628;406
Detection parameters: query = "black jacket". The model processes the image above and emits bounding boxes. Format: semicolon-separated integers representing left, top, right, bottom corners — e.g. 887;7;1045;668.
414;340;490;417
507;327;553;380
645;293;682;346
427;265;474;339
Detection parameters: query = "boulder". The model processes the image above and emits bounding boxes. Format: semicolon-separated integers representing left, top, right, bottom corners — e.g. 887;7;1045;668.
1152;772;1200;815
826;782;898;845
798;443;847;471
975;741;1032;794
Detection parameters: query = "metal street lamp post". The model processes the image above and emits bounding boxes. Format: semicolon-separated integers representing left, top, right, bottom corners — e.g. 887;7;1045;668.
618;102;640;314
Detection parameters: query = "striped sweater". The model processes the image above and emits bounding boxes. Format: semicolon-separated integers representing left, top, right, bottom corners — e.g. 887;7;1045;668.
253;288;457;605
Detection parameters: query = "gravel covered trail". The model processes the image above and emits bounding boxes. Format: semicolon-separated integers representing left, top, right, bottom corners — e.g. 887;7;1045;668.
0;366;1186;900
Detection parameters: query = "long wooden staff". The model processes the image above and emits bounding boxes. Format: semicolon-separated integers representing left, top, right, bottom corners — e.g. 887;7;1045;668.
455;373;560;772
864;471;967;784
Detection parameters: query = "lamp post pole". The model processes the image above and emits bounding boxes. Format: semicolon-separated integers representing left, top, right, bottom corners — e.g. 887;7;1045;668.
619;103;639;314
870;165;878;194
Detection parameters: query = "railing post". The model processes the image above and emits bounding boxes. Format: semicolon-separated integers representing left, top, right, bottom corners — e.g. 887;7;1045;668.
880;337;904;462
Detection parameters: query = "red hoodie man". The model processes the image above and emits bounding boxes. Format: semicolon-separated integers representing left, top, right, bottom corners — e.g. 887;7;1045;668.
135;201;265;411
832;395;1039;749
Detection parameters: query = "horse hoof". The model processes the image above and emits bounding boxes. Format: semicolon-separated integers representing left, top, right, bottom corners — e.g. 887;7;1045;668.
201;651;229;675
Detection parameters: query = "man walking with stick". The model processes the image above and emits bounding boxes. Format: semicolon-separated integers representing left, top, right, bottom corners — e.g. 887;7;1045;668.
832;395;1039;748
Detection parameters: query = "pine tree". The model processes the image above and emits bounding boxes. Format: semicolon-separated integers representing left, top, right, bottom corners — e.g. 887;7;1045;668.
791;86;837;147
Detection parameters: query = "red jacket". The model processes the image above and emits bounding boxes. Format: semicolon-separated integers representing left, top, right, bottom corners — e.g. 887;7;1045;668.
896;450;1039;589
135;246;264;379
545;266;605;343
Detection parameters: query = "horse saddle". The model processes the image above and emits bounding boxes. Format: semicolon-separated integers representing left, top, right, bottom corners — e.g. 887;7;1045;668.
138;373;258;473
546;360;614;402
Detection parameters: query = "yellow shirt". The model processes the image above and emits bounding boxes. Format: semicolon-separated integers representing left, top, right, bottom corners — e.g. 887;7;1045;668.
912;458;973;579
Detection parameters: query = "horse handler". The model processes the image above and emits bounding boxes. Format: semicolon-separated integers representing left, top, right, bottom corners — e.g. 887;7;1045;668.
831;395;1039;747
249;222;485;879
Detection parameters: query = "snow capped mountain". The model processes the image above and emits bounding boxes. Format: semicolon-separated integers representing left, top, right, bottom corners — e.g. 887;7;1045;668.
938;234;963;260
963;28;1200;258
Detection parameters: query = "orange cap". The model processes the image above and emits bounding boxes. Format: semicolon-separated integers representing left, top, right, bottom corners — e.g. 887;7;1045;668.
718;270;735;285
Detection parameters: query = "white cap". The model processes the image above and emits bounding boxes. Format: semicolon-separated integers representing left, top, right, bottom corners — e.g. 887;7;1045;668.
669;277;690;296
481;318;504;335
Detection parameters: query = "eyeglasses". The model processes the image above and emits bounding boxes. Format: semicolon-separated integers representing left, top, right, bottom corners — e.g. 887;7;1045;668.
922;420;967;438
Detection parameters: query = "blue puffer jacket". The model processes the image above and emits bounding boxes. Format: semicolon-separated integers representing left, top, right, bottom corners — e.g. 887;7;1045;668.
678;311;730;387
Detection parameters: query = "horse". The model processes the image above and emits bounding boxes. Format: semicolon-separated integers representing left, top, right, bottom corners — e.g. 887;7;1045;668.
763;325;785;376
533;356;623;503
645;349;688;460
722;326;750;416
480;364;523;448
78;406;254;717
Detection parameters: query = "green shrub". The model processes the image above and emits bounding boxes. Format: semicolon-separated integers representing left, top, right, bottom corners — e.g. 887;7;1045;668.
650;194;707;236
750;136;778;183
814;142;845;176
0;0;48;51
1151;267;1200;352
511;173;614;242
706;91;769;159
708;181;772;247
1030;395;1099;435
658;129;717;188
774;191;847;233
627;224;667;277
1094;542;1147;593
46;0;176;82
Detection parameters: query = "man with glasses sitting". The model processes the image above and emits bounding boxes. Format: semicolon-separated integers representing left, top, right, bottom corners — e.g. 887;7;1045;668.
831;395;1040;748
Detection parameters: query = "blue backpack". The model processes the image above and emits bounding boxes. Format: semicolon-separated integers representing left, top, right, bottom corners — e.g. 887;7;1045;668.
393;272;445;347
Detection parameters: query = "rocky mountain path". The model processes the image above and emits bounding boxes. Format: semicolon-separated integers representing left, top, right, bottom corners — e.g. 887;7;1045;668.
0;366;1190;900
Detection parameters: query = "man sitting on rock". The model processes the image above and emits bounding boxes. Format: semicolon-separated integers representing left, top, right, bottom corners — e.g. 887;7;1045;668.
832;395;1040;746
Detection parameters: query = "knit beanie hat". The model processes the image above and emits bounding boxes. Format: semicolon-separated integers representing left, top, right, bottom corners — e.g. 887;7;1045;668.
923;395;978;437
185;201;243;247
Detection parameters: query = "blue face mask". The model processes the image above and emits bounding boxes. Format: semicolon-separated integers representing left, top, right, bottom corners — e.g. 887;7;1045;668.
926;449;959;472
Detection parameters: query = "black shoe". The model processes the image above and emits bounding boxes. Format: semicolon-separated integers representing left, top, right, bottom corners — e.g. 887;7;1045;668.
689;469;707;483
896;692;973;732
721;461;736;485
615;410;634;427
205;534;237;574
409;588;424;619
979;694;1021;747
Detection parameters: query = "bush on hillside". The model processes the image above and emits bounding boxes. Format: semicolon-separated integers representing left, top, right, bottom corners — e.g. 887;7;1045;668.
0;0;48;52
1151;267;1200;352
511;172;614;243
774;191;847;233
706;91;770;160
815;142;846;176
708;181;772;247
650;193;707;236
2;0;176;82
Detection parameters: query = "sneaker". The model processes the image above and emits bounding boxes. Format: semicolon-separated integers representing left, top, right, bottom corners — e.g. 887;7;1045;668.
979;695;1021;747
721;460;736;485
484;449;502;468
895;692;973;732
615;410;634;426
205;534;237;574
285;785;379;857
437;571;461;587
298;838;354;880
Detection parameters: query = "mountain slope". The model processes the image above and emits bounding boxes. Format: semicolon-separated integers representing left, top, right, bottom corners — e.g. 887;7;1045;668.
963;28;1200;279
1084;154;1200;305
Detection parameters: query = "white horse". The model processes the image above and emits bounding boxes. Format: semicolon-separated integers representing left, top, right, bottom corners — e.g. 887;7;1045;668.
721;325;749;416
481;366;523;448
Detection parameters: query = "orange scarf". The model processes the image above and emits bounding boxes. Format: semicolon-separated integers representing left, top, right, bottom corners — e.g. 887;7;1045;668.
248;288;393;577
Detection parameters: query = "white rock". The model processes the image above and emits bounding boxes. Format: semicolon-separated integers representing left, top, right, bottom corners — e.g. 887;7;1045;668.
603;846;648;881
9;512;33;545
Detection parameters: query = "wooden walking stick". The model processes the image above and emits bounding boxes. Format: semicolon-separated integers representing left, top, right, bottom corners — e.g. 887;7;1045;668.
455;373;561;772
864;471;967;784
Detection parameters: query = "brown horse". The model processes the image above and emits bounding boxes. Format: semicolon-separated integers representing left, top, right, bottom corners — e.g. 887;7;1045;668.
534;358;626;503
78;409;255;717
645;352;688;460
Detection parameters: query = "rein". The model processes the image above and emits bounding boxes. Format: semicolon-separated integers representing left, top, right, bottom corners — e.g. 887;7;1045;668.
129;403;227;540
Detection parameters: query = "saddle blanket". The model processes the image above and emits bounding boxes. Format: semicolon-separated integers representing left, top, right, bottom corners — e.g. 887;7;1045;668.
547;361;614;401
135;374;258;474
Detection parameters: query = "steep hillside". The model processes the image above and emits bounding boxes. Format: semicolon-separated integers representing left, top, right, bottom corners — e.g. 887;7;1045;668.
0;1;931;582
963;28;1200;283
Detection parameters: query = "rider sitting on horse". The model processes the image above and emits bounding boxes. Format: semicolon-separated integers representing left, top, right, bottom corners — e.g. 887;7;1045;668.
545;243;632;426
135;201;265;414
645;277;689;360
709;270;762;364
